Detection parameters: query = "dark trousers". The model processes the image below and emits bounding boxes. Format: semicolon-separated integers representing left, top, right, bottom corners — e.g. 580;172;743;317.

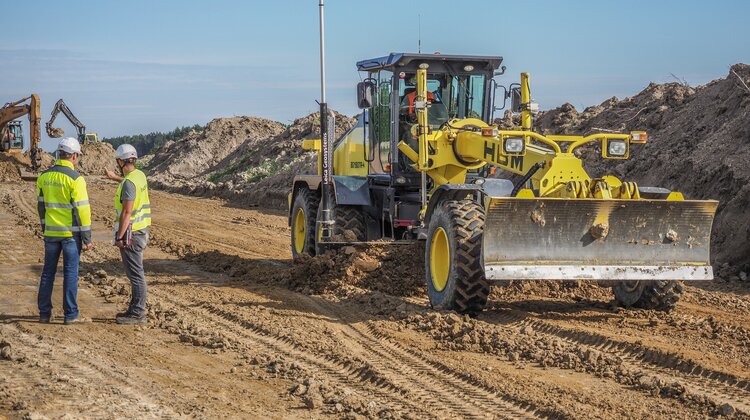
120;231;148;316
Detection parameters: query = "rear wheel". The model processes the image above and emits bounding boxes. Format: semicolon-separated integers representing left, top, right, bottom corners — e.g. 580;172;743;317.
290;188;319;259
612;280;683;312
333;205;366;241
425;199;490;317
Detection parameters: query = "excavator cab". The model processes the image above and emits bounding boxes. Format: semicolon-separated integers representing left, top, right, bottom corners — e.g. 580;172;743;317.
1;121;24;151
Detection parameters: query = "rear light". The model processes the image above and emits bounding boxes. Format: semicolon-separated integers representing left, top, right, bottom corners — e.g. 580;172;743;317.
630;131;648;143
481;128;498;137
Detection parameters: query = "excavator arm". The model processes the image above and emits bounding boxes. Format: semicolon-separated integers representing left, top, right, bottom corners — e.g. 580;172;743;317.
46;99;87;142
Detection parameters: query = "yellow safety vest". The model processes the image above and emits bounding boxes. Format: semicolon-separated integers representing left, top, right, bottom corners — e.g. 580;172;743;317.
36;159;92;242
115;169;151;232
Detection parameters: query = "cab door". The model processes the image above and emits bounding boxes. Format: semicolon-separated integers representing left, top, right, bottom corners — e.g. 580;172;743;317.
368;70;393;175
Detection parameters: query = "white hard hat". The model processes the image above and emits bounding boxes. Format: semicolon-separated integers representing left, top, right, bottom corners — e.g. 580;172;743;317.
115;144;138;160
57;137;82;155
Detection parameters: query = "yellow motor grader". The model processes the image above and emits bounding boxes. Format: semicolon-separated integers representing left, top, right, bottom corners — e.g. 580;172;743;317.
289;53;717;315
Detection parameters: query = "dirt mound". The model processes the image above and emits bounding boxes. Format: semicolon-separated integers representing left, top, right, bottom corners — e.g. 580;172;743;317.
0;155;21;182
282;242;425;297
149;116;285;182
532;64;750;273
78;141;118;176
181;241;425;299
148;112;356;208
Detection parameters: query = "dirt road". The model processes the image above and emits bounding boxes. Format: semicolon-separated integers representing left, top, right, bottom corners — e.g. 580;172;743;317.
1;180;749;419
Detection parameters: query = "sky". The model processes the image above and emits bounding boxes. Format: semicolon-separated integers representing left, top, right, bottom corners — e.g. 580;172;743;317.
1;0;748;151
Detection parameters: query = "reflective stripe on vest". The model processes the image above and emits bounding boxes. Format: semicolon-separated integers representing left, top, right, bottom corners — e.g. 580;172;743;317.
114;169;151;232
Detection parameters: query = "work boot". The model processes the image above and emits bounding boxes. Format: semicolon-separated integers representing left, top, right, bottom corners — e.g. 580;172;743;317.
39;316;52;323
64;316;91;325
116;313;147;325
116;310;133;319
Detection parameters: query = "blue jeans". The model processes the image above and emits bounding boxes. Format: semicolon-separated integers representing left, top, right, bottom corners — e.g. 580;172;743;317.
38;237;82;321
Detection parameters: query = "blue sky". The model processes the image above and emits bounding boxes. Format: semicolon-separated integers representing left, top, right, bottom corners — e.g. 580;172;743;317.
2;0;748;150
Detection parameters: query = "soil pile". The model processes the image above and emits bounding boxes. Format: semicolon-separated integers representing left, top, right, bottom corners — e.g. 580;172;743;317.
147;112;355;208
531;64;750;271
149;117;285;183
0;156;20;182
78;141;118;176
282;242;425;297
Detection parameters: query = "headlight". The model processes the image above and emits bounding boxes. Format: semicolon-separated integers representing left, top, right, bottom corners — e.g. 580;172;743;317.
504;137;525;154
607;140;627;156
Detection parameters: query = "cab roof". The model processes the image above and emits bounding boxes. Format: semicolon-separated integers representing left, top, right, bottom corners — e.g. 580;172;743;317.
356;53;503;72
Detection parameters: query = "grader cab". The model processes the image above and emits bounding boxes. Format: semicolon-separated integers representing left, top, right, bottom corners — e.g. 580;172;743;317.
289;53;717;316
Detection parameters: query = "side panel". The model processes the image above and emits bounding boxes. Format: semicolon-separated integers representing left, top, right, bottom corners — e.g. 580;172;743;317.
333;113;368;177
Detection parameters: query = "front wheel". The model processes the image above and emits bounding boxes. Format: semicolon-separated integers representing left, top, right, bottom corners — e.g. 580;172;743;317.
612;280;683;312
290;188;319;259
425;199;490;317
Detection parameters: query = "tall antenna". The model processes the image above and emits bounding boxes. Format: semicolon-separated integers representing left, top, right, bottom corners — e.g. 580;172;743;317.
319;0;327;104
418;14;421;53
317;0;333;240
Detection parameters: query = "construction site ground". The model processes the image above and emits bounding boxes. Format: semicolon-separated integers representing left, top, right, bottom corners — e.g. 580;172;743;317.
1;179;749;419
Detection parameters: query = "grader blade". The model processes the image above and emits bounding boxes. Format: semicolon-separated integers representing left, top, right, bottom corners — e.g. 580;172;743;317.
482;197;718;281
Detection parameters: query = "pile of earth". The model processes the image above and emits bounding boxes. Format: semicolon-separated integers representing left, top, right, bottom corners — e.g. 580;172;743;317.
146;112;355;208
183;241;425;300
0;154;22;182
0;151;54;181
148;117;284;183
78;141;118;176
518;64;750;274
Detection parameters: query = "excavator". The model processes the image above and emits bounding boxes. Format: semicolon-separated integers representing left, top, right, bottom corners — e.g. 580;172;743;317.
289;53;718;316
0;94;42;171
46;99;99;144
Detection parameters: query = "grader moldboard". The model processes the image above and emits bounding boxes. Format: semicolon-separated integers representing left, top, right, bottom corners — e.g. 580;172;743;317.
289;53;718;316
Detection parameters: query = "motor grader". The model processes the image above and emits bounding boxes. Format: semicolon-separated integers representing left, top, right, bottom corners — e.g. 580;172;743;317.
289;53;717;316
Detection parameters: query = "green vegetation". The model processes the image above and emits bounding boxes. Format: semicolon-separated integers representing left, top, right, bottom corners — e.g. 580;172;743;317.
207;153;295;185
104;125;205;156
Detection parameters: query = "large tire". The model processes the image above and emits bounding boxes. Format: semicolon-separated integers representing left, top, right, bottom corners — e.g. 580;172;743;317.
333;205;366;241
425;199;490;317
612;280;683;312
290;188;319;259
637;280;683;312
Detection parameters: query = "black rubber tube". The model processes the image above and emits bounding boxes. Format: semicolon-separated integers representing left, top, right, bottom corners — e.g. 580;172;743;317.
511;161;545;196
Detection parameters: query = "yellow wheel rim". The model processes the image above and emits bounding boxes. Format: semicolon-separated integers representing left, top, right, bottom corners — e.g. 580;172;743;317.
293;208;307;254
430;227;450;292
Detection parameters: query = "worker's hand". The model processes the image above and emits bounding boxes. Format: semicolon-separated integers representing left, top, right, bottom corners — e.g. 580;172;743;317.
83;243;94;252
113;239;125;249
104;168;119;181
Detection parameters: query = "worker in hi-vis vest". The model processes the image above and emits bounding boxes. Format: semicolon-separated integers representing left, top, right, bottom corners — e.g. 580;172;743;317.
104;143;151;325
37;138;93;325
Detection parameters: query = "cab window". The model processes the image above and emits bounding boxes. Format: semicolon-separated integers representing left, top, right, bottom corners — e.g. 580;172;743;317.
369;70;393;172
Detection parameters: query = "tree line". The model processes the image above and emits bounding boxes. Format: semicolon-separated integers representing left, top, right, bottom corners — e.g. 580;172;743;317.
103;124;204;156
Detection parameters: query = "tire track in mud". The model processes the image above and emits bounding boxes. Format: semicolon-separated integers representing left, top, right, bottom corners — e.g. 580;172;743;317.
147;288;430;417
150;286;540;419
349;322;540;419
1;324;178;418
297;298;543;418
157;224;282;261
486;310;750;413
